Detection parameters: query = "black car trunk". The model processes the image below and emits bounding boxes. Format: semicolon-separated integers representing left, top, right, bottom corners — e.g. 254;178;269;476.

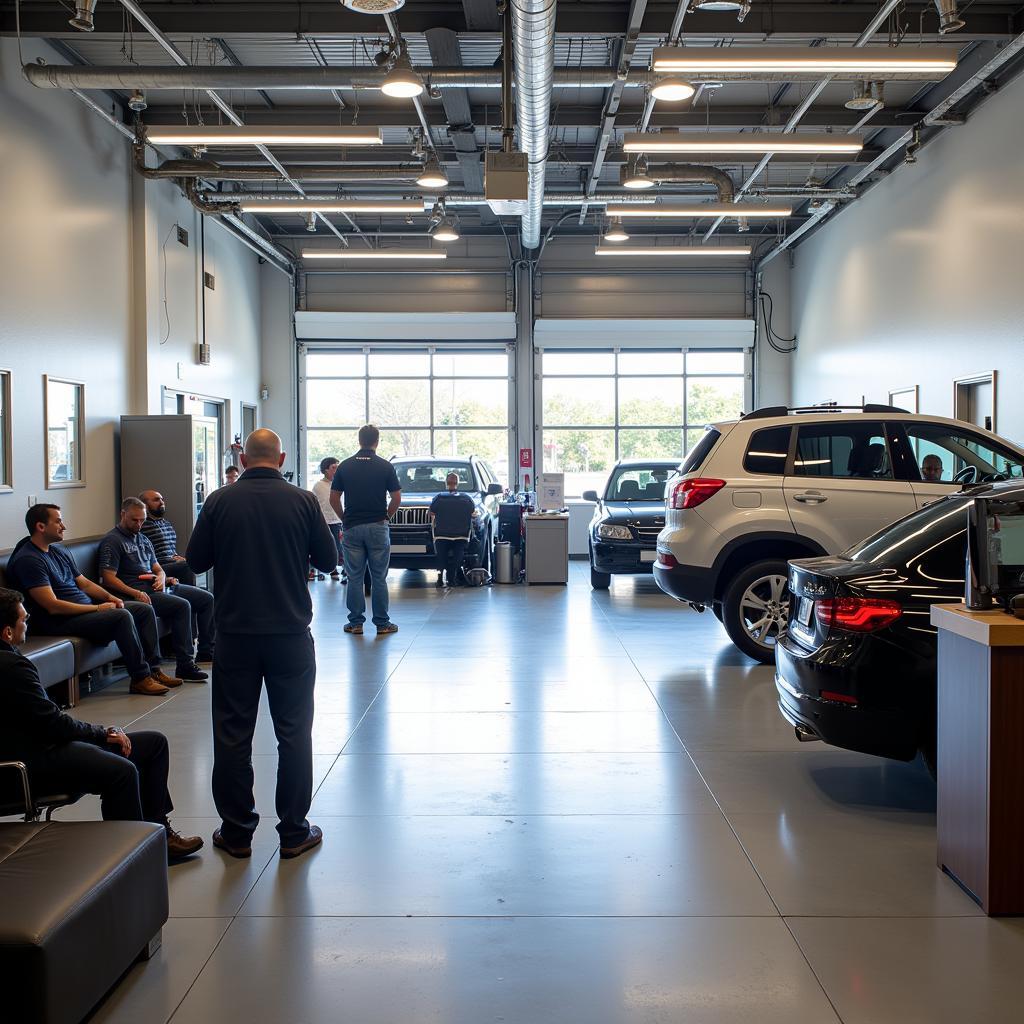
786;556;874;652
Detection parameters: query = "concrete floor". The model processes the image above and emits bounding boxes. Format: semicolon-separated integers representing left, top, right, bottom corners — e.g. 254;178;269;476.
55;565;1024;1023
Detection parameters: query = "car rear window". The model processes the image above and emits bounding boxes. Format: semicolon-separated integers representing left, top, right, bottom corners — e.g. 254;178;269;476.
845;494;972;565
679;428;721;475
743;426;791;475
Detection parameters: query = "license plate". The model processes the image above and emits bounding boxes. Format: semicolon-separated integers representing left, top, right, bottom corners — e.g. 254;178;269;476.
797;596;814;626
640;550;657;563
392;544;427;554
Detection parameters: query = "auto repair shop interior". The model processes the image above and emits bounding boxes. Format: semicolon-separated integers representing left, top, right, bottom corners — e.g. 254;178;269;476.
1;0;1024;1021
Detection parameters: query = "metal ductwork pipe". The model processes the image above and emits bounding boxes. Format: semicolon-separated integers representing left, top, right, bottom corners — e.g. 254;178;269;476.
512;0;557;250
198;192;743;207
935;0;965;33
648;165;736;202
134;154;423;183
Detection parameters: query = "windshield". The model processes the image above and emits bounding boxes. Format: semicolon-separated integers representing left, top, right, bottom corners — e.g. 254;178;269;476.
395;463;475;494
845;493;973;565
606;465;675;502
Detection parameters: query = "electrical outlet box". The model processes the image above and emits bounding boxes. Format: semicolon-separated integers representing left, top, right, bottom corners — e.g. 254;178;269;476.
198;343;211;365
176;225;189;247
204;271;215;290
27;494;37;507
485;150;529;216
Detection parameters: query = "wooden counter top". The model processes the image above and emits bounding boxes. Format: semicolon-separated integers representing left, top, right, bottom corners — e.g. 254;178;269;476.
930;603;1024;647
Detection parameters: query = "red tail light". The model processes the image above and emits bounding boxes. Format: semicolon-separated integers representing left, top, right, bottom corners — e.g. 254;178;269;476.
657;551;678;568
815;597;902;633
670;478;726;510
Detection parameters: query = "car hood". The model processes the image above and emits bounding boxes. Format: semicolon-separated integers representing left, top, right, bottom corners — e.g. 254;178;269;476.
600;501;665;523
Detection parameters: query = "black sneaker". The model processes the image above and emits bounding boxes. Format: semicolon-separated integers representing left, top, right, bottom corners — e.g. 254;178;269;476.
176;661;209;682
196;649;215;663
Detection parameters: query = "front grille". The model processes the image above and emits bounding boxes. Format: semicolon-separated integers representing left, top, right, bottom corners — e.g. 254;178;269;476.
392;506;432;526
636;526;662;547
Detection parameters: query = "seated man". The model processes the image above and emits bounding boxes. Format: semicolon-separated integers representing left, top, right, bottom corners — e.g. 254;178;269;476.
6;504;180;697
139;489;198;589
99;498;212;683
921;453;945;482
0;588;202;861
430;472;477;587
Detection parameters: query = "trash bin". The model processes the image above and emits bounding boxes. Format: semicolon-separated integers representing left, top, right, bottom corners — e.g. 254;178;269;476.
494;541;513;584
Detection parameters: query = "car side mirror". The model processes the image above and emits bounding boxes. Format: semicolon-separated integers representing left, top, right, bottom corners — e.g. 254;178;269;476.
581;490;599;503
486;482;503;496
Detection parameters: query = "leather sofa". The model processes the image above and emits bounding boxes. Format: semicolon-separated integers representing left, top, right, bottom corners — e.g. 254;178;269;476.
0;819;168;1024
0;537;173;705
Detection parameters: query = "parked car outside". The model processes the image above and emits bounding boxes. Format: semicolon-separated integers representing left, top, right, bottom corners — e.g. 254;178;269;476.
653;405;1024;663
774;483;1024;774
583;460;678;589
386;457;503;574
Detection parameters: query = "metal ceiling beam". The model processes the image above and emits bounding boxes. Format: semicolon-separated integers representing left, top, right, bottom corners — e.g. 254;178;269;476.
6;3;1019;40
462;0;500;31
213;38;273;108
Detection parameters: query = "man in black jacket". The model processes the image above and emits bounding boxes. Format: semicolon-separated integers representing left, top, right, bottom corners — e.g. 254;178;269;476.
186;429;337;861
0;588;202;862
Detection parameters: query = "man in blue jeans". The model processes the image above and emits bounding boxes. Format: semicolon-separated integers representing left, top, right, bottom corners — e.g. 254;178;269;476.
329;424;402;636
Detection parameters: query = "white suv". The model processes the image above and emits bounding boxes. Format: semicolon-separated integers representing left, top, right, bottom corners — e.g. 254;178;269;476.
653;405;1024;662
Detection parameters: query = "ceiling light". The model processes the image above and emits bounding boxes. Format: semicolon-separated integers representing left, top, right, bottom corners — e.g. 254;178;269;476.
691;0;751;21
305;213;317;233
845;81;878;111
936;0;965;34
128;91;147;113
381;53;424;98
623;131;863;154
302;249;447;260
651;46;957;78
68;0;97;31
650;77;696;102
603;218;630;243
430;216;460;243
416;155;449;189
238;200;424;214
606;202;793;218
620;157;655;190
144;125;384;146
342;0;406;13
594;246;752;257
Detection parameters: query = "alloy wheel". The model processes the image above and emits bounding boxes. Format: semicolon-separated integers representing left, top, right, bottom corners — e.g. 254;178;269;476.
738;573;790;650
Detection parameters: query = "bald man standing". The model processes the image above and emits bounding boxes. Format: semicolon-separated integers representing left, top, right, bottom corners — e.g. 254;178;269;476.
186;429;338;861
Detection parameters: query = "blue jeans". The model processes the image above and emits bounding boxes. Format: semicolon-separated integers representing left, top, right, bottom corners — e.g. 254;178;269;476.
342;521;391;626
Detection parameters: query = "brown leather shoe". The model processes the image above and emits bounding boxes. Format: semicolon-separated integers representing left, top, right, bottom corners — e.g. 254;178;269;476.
167;826;204;861
212;828;252;859
129;675;170;696
280;825;323;860
150;668;183;688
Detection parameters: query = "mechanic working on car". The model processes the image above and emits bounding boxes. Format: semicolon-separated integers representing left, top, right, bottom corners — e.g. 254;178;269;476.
921;454;945;482
430;472;477;588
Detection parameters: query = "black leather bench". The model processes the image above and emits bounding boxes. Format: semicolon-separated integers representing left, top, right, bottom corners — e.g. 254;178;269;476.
0;537;173;705
0;820;168;1024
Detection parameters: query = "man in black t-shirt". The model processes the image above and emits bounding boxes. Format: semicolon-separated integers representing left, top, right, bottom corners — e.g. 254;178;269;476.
430;473;476;587
329;424;402;636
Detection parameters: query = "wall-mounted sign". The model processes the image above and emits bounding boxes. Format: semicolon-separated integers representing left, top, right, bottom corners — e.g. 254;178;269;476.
519;448;533;469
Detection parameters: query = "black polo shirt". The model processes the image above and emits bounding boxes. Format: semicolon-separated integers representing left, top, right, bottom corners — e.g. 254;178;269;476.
331;449;401;529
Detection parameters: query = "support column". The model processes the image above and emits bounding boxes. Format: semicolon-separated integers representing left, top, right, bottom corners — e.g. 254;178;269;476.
514;261;535;490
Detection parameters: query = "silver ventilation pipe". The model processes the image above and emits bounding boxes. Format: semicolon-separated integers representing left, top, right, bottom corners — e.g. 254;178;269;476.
935;0;965;33
648;165;736;202
512;0;557;250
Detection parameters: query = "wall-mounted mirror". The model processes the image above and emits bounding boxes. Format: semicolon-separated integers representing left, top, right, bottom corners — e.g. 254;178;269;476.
44;375;85;488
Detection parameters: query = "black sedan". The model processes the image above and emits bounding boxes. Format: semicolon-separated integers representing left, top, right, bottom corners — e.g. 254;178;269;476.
386;457;503;574
774;484;1018;774
583;460;678;589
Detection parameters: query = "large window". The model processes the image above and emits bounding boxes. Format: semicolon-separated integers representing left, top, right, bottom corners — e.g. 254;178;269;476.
44;376;85;489
539;349;747;496
301;347;512;485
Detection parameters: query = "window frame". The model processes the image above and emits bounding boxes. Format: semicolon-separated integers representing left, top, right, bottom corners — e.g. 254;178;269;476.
890;421;1024;485
0;368;12;492
791;419;893;481
43;375;86;490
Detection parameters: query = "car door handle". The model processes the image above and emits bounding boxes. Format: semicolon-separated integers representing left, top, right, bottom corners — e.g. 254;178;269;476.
793;491;827;504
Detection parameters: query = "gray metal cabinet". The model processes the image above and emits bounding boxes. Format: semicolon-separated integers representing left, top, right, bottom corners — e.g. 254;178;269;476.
525;514;569;585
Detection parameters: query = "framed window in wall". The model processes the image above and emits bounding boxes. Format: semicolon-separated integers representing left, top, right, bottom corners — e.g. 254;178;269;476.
241;402;258;439
299;346;514;487
539;349;748;497
0;369;12;491
888;385;919;413
44;376;85;489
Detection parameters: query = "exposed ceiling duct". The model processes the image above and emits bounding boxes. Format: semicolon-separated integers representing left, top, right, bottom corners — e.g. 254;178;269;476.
511;0;557;250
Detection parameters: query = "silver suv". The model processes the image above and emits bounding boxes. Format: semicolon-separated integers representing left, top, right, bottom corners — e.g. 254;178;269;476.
653;405;1024;662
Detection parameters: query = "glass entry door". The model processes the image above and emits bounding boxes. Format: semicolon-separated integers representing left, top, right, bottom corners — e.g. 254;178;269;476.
192;416;220;517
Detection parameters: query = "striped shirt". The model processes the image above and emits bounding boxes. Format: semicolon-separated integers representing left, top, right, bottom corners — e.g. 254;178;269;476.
140;515;179;561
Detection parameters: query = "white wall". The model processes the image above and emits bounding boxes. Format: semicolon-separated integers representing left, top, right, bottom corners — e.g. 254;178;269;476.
260;265;298;475
0;38;267;547
790;70;1024;442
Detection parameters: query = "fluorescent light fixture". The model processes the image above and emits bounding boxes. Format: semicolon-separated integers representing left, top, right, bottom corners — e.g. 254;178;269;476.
606;202;793;218
603;218;630;243
302;249;447;260
594;245;751;257
239;200;424;214
623;131;863;155
650;77;696;102
651;46;957;77
381;53;424;98
144;125;384;146
416;155;449;189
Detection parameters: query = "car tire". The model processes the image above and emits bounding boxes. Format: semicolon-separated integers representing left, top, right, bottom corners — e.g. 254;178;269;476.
711;603;724;623
590;563;611;590
480;529;491;574
721;559;791;664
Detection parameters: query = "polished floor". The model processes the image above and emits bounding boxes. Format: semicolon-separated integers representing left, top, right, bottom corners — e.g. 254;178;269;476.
52;565;1024;1023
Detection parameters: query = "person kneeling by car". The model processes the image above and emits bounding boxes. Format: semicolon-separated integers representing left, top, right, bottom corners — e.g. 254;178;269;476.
430;473;477;588
0;588;203;862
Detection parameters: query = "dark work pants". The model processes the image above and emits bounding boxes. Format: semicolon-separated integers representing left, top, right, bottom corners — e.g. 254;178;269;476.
148;590;195;664
212;631;316;847
25;730;172;825
159;559;197;586
435;539;468;585
32;604;161;681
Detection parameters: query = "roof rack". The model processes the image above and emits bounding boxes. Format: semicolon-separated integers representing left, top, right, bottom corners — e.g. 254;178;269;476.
741;403;909;420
